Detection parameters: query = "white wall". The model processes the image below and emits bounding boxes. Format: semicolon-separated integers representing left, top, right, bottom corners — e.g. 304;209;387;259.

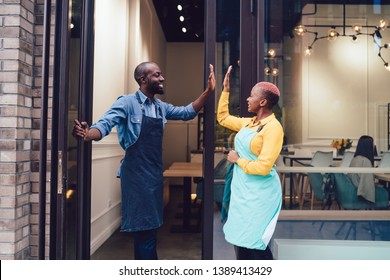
287;4;390;153
91;0;167;254
162;43;204;170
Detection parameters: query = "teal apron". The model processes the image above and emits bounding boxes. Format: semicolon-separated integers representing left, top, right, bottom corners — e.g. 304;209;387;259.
223;127;282;250
119;92;164;232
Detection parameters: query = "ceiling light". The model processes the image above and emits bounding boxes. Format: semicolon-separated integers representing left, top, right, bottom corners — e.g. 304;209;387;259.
352;25;362;34
327;28;339;41
378;19;388;30
182;27;187;33
294;25;306;36
267;49;276;58
292;4;389;71
305;46;313;56
179;16;184;22
177;4;183;11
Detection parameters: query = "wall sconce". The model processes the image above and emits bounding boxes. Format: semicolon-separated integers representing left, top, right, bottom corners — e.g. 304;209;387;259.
294;4;390;71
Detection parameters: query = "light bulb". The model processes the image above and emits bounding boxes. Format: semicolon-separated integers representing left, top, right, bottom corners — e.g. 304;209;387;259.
304;46;313;56
182;27;187;33
177;4;183;11
294;25;306;36
378;19;388;30
264;67;271;75
267;49;276;58
351;35;360;44
179;16;184;22
352;25;362;34
327;28;338;41
385;63;390;71
271;68;279;76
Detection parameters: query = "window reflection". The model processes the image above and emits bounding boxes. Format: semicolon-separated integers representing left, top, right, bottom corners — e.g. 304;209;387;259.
65;0;82;259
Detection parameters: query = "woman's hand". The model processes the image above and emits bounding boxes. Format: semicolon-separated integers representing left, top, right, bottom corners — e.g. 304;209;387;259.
227;149;240;164
222;65;233;92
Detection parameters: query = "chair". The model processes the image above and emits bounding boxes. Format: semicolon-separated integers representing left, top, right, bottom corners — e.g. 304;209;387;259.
333;172;389;239
376;151;390;188
333;172;389;210
196;157;230;210
339;151;355;167
299;151;334;209
377;151;390;168
276;156;301;206
305;172;337;210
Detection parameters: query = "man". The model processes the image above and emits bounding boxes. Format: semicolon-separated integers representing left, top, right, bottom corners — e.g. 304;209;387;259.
73;62;215;259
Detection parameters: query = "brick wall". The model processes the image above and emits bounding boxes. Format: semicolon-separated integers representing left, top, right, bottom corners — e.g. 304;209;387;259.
0;0;53;260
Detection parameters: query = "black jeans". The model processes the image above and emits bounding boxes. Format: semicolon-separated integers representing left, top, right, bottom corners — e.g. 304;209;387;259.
234;245;273;260
133;229;158;260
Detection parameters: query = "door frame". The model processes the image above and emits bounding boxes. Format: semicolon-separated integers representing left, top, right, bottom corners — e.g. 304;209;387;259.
201;0;264;259
42;0;95;260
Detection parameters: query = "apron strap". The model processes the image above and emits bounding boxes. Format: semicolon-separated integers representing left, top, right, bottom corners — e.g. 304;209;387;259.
256;124;265;133
135;91;146;115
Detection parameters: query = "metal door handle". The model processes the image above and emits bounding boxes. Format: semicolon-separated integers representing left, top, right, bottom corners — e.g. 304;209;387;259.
58;151;63;194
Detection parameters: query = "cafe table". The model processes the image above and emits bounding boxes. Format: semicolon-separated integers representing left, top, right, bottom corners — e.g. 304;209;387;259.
163;162;203;233
281;154;383;208
275;166;390;209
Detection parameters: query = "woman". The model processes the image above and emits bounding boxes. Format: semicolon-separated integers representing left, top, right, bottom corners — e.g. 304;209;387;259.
217;66;284;260
348;135;376;203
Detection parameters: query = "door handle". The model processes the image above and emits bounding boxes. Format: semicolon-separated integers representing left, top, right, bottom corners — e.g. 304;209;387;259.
58;151;63;194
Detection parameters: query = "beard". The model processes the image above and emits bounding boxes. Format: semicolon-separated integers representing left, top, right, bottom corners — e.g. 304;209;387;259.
148;83;164;95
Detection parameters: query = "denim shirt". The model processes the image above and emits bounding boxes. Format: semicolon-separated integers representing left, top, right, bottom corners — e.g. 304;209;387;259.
91;90;197;150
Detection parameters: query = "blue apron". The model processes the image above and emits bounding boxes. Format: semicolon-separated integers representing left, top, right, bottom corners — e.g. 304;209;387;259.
223;127;282;250
119;93;164;232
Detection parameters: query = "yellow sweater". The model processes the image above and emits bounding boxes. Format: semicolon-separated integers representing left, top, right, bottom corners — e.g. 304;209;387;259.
217;91;284;175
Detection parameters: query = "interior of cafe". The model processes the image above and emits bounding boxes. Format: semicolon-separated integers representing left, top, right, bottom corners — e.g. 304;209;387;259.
30;0;390;260
84;0;390;260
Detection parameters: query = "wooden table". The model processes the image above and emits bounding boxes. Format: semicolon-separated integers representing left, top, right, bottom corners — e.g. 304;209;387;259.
163;162;203;233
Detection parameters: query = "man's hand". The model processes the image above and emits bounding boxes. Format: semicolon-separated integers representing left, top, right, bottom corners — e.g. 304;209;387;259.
207;64;215;93
192;64;216;113
72;119;89;141
223;65;233;92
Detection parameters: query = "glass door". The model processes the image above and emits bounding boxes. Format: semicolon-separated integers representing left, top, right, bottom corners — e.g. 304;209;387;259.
208;0;265;259
49;0;94;259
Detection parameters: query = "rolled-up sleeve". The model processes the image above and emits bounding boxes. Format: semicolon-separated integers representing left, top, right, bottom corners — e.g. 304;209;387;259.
91;97;128;139
164;102;197;121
